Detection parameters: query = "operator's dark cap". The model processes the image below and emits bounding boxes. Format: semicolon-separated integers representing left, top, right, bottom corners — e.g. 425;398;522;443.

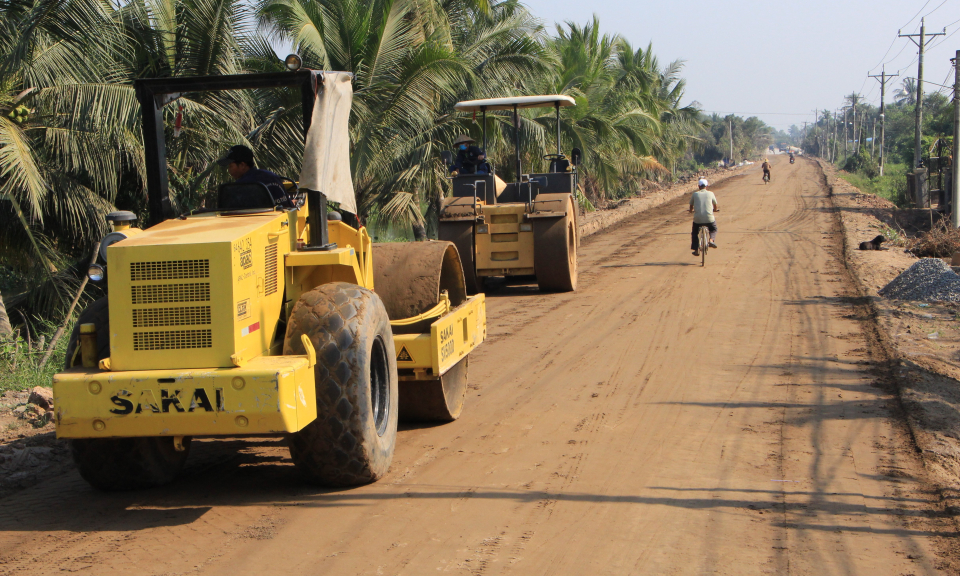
217;145;254;167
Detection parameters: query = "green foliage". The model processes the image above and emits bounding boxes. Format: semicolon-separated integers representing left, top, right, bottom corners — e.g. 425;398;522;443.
692;113;777;165
842;145;878;178
0;317;71;394
840;163;910;207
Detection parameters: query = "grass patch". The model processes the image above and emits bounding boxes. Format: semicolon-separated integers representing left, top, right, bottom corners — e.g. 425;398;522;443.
0;318;72;394
839;163;910;207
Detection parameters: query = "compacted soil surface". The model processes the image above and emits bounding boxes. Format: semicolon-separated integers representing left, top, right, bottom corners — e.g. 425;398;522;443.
0;156;957;575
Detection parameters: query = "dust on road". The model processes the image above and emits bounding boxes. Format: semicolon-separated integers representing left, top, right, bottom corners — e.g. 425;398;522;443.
0;156;955;575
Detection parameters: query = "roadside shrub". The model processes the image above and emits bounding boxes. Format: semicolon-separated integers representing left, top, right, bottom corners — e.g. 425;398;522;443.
0;319;71;394
907;219;960;258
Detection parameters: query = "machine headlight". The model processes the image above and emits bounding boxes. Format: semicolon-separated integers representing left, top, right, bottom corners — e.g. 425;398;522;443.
477;224;489;234
87;264;105;282
519;223;532;232
285;54;303;71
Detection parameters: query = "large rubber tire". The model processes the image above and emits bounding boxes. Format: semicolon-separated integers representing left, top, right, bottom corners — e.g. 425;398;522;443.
439;221;480;294
71;437;192;491
284;282;399;487
399;356;468;422
533;198;578;292
64;298;192;491
64;297;110;369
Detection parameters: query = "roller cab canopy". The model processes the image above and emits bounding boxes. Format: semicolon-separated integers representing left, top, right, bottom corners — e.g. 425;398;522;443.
454;95;576;112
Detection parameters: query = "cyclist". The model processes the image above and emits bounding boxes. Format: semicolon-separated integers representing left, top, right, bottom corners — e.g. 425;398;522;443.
761;158;771;182
689;178;719;256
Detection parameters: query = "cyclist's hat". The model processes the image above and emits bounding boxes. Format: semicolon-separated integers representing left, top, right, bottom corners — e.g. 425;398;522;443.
698;178;708;188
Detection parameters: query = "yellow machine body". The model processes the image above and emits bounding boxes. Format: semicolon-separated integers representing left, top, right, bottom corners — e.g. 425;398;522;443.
475;204;534;277
53;207;484;439
53;355;317;438
393;295;486;378
441;192;575;278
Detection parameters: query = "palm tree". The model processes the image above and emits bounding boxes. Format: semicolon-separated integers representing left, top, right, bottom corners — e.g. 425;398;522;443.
894;78;917;106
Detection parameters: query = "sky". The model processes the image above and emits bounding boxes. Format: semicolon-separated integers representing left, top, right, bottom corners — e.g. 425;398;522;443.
519;0;960;131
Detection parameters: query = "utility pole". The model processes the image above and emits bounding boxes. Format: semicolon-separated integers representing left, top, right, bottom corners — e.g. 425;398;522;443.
872;118;876;157
833;109;839;162
900;19;946;169
729;119;733;163
952;51;960;228
869;67;898;175
813;110;820;156
850;94;859;152
842;106;850;162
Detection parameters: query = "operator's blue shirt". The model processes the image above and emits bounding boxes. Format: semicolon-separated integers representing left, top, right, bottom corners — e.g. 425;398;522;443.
237;168;287;205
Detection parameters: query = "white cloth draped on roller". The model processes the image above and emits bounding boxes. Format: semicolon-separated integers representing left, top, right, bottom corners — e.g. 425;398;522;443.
299;71;357;215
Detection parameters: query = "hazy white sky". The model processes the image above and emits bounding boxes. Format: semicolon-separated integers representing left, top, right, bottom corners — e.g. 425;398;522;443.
520;0;960;130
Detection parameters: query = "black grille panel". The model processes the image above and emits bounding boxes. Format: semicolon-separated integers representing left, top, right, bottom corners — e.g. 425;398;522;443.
265;244;278;296
134;329;212;351
132;306;211;328
131;283;210;304
131;260;209;281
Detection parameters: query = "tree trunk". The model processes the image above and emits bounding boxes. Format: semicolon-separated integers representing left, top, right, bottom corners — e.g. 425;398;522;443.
0;292;12;340
412;222;427;242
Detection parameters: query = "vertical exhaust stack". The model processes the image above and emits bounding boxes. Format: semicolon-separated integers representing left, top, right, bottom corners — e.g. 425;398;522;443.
304;190;335;251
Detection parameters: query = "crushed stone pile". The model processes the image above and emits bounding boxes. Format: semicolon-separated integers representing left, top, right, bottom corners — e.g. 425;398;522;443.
879;258;960;302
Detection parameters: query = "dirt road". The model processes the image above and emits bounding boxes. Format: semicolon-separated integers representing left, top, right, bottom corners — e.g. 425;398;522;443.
1;156;956;575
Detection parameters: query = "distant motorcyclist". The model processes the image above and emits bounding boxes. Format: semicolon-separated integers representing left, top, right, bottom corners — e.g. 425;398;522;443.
762;158;771;182
448;135;490;176
789;152;795;164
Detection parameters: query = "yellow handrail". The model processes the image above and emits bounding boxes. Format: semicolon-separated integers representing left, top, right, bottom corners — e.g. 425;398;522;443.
389;292;451;327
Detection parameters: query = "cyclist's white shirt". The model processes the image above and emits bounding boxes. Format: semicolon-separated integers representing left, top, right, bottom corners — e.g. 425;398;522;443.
690;190;717;224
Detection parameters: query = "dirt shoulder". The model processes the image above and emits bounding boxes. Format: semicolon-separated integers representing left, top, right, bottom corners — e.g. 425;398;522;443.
823;158;960;509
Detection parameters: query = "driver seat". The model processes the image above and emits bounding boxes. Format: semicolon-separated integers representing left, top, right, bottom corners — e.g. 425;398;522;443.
217;182;276;211
549;155;570;173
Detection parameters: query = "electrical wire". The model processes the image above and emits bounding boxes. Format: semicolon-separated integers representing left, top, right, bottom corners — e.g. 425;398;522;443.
923;0;952;20
903;0;935;30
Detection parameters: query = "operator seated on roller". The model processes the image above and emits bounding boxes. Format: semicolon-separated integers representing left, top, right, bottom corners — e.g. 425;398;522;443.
448;134;490;176
218;144;291;207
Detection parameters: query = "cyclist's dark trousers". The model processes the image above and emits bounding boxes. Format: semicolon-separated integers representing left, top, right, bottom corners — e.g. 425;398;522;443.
763;169;770;179
692;221;718;250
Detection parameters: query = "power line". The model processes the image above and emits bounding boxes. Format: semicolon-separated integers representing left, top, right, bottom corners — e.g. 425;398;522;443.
923;0;952;19
903;0;935;30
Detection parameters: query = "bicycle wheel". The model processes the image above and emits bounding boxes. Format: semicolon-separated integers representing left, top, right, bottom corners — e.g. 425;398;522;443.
700;228;708;267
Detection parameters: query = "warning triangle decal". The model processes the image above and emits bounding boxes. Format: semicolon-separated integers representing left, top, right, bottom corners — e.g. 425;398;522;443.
397;346;414;362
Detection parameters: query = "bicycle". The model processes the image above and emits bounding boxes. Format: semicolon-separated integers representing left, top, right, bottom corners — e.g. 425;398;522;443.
698;225;709;267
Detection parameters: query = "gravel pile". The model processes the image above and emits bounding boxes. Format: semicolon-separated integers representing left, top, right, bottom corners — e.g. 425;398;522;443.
879;258;960;302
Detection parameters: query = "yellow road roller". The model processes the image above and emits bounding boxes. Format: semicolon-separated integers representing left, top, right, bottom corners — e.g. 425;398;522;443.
51;69;485;491
439;95;581;293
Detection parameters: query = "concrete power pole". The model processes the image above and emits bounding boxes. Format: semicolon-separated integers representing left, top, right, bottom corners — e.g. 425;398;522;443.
952;51;960;228
729;119;733;163
833;109;839;162
900;19;945;169
842;107;850;163
869;67;898;176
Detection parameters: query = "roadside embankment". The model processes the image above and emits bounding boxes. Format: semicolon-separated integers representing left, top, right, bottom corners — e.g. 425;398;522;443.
822;158;960;509
578;164;748;238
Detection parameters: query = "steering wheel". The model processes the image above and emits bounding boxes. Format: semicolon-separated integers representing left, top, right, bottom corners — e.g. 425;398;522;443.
279;176;303;208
